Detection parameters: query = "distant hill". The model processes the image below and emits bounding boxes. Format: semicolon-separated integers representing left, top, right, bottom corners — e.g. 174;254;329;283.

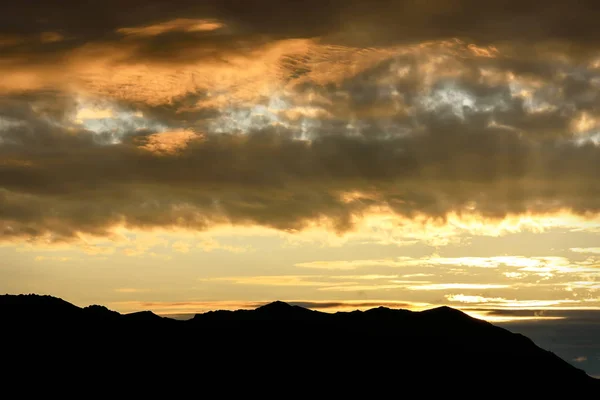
1;294;597;395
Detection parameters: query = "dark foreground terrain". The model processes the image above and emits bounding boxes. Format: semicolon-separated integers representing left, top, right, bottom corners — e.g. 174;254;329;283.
1;294;598;395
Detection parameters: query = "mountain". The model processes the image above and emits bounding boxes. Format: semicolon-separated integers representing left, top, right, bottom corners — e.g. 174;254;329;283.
1;294;597;395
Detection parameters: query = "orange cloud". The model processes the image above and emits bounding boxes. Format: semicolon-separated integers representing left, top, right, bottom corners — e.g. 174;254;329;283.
407;283;509;291
115;288;149;294
34;256;75;262
117;19;225;37
445;294;583;308
199;275;341;287
40;32;64;43
138;130;203;155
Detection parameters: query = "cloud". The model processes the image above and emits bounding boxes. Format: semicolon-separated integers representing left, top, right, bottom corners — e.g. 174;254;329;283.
295;255;598;275
196;238;250;253
295;258;415;270
446;295;509;304
196;272;561;294
2;2;600;246
117;19;225;37
39;32;64;43
562;281;600;291
138;130;203;155
171;241;191;253
121;236;169;257
318;284;409;292
198;274;431;291
34;256;74;262
329;274;400;280
198;275;347;287
114;288;148;294
407;283;509;291
475;309;600;321
571;248;600;254
503;272;526;279
148;252;172;261
445;294;583;308
4;74;600;243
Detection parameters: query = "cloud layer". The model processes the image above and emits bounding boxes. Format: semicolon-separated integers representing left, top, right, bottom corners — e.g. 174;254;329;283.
2;1;600;243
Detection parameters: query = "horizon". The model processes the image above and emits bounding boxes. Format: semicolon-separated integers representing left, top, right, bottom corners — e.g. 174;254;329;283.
1;293;517;319
1;0;599;381
8;292;591;323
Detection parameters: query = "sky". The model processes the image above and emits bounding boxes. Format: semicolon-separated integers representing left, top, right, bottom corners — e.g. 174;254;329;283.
1;0;600;375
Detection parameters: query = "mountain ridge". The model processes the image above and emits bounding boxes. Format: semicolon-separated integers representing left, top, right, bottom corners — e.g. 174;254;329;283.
1;293;598;394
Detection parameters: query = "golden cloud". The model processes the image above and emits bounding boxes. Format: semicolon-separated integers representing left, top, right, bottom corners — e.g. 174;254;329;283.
406;283;509;291
138;130;203;155
198;275;344;287
117;19;225;37
445;294;584;308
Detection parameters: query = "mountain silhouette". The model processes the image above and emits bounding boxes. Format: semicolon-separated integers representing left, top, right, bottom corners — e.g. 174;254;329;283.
2;294;597;395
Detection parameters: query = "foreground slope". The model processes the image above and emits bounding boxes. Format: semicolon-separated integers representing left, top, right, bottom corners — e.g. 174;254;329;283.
1;294;597;394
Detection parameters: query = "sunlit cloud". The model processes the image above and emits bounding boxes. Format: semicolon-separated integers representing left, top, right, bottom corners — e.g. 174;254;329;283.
198;275;347;287
80;245;116;256
571;248;600;254
121;235;170;258
138;130;203;155
318;284;409;292
171;241;191;253
196;238;251;253
114;288;149;294
198;274;432;291
408;283;509;291
444;295;506;304
295;258;414;270
446;294;583;308
295;255;598;273
39;211;594;254
117;19;225;37
40;32;64;43
459;310;566;323
562;281;600;291
329;274;400;280
75;108;114;122
503;272;526;279
34;256;75;262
